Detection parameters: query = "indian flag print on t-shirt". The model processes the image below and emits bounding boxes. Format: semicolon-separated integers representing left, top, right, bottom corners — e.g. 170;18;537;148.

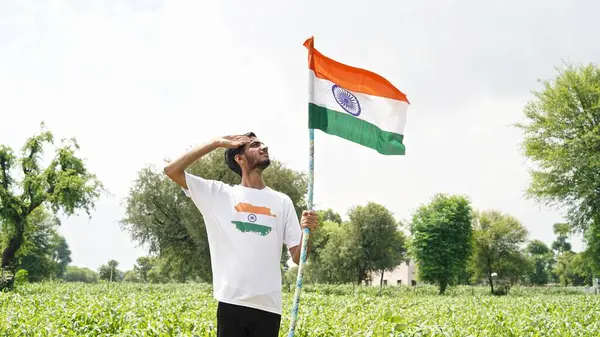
231;203;276;236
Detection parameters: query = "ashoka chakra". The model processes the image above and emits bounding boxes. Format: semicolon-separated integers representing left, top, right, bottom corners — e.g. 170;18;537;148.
332;85;361;116
247;214;257;222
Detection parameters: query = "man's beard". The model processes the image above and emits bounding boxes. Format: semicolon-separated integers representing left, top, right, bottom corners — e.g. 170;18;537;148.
251;158;271;171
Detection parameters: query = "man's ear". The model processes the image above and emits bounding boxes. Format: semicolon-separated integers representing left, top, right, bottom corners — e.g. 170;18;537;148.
235;154;244;165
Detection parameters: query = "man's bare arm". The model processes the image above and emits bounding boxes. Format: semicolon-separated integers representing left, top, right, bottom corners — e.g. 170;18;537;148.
289;210;318;265
289;237;311;265
163;140;220;189
163;135;251;189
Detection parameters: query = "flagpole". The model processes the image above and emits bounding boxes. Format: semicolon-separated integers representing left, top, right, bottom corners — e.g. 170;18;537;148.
287;127;314;336
288;37;315;336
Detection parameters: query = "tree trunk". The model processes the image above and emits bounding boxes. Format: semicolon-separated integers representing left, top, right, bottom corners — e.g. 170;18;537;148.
487;256;494;294
1;220;25;271
379;269;384;287
488;272;494;294
439;280;447;295
560;260;566;287
357;269;366;285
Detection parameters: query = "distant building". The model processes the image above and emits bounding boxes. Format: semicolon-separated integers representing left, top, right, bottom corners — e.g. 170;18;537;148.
367;259;418;286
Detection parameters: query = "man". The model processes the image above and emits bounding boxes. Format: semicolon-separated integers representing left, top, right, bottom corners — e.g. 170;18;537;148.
164;132;318;337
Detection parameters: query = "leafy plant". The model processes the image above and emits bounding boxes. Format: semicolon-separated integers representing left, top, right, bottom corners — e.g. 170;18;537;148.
1;282;598;336
14;269;28;286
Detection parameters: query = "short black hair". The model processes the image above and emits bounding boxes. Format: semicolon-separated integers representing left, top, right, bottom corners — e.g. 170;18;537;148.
224;132;256;176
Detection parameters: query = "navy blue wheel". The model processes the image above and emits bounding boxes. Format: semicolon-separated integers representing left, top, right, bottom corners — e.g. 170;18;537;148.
332;85;361;116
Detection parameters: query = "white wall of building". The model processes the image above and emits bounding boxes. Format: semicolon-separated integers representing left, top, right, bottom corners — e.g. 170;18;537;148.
367;259;418;286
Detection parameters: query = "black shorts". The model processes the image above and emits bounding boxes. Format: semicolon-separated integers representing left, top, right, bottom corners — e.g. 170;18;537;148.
217;301;282;337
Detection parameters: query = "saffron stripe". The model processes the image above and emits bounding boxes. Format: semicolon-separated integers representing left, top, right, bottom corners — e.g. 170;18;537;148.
303;37;409;103
234;203;276;217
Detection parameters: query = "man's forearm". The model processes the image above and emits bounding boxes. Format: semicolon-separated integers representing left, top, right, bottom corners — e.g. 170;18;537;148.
166;140;218;173
164;139;219;188
293;233;311;264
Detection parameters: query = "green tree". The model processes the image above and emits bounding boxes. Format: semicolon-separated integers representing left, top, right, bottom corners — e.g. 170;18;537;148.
497;250;532;285
306;207;406;287
64;266;99;283
120;149;307;283
410;194;473;294
305;220;355;284
0;124;102;284
98;259;122;282
15;226;56;282
123;270;142;283
317;209;342;224
525;239;553;285
147;268;164;284
374;230;407;288
571;252;594;286
551;249;594;287
516;63;600;257
548;223;574;283
554;251;577;286
552;223;572;255
50;234;72;279
3;206;72;282
133;256;155;283
470;210;529;293
342;203;405;285
584;226;600;276
304;210;342;265
303;213;344;282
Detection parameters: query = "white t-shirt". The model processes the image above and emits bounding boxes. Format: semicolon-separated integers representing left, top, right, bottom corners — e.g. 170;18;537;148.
183;172;302;315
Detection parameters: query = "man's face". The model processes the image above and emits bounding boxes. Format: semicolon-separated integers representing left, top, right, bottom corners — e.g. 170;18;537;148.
241;137;270;171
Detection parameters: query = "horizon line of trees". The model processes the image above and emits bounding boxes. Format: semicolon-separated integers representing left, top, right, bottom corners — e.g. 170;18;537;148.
14;197;594;297
2;64;600;294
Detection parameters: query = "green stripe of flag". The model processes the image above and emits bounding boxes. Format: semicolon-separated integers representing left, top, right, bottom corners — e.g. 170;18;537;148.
308;103;405;155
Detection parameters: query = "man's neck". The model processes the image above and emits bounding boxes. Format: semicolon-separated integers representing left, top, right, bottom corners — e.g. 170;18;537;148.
240;170;266;190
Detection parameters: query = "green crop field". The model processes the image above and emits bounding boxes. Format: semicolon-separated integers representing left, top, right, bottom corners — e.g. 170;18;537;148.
1;283;599;336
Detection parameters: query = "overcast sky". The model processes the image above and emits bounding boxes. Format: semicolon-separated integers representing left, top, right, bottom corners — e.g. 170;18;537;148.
2;0;597;271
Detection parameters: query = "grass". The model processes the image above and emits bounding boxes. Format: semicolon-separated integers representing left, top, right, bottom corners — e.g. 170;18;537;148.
1;282;599;336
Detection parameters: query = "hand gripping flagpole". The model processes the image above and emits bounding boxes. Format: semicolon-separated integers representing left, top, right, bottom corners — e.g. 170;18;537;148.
287;128;314;337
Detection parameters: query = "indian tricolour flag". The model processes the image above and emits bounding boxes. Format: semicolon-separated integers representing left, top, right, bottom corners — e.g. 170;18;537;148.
304;37;410;155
